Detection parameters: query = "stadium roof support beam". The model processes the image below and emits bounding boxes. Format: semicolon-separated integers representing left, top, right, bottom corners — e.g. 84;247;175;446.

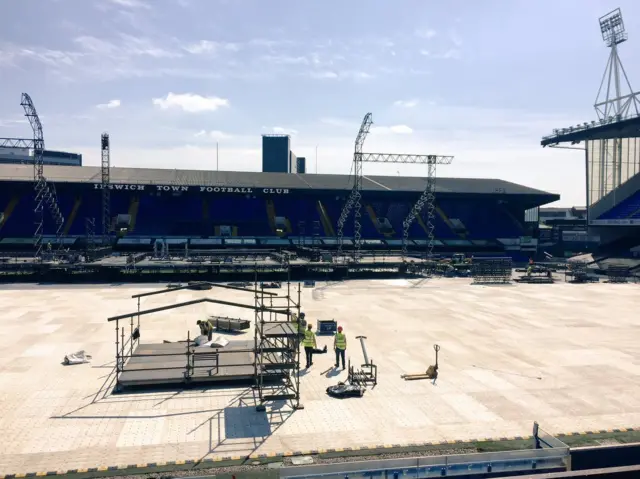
336;112;453;264
20;93;65;259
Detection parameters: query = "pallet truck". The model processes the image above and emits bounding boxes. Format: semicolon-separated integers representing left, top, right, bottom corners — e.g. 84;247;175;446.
401;344;440;382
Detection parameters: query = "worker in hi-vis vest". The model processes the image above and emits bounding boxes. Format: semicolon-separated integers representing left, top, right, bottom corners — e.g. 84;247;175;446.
196;319;214;341
303;324;317;368
292;311;307;338
334;326;347;370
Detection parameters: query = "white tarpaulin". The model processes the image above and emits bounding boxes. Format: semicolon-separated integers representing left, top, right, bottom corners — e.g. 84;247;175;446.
194;335;229;348
63;350;92;365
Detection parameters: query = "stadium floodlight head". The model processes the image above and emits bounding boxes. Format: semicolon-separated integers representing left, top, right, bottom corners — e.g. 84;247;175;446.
593;7;640;121
599;8;627;47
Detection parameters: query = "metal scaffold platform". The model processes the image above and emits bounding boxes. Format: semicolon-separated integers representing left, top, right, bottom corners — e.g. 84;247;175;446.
109;275;303;410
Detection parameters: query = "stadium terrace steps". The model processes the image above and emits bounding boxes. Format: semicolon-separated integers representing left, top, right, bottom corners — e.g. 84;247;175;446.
435;205;466;239
502;205;525;233
0;182;536;242
0;195;19;231
316;200;335;236
598;189;640;219
266;199;277;234
63;196;82;236
128;196;140;233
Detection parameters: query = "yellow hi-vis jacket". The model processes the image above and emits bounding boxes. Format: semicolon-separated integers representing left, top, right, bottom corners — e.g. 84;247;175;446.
303;329;316;348
200;320;213;335
291;313;306;334
334;332;346;350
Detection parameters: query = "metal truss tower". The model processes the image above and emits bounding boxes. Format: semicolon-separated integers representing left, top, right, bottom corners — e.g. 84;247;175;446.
20;93;65;258
401;156;446;260
336;113;372;260
336;113;453;261
101;133;111;240
594;8;640;121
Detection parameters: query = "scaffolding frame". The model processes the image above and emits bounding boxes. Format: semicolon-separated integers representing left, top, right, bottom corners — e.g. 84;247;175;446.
254;267;303;411
107;276;303;411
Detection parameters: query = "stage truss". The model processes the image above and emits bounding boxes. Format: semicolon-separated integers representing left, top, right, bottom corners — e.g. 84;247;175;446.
20;93;65;258
336;113;453;265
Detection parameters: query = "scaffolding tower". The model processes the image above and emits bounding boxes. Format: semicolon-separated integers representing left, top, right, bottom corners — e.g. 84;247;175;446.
20;93;65;258
253;267;303;411
336;113;453;262
101;133;111;241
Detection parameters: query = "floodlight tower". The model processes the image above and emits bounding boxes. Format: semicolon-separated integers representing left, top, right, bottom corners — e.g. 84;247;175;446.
594;8;640;121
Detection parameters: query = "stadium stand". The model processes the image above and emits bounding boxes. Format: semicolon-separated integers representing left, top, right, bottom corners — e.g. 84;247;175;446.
0;164;558;250
597;190;640;219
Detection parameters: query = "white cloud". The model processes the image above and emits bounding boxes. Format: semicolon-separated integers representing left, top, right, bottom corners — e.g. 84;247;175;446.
108;0;150;8
309;70;373;81
343;71;373;80
449;30;463;47
152;93;229;113
415;29;437;39
420;49;461;60
97;99;121;109
194;130;232;141
371;125;414;135
74;34;181;59
440;49;461;60
309;71;339;79
320;117;358;129
394;99;419;108
0;118;28;128
272;126;298;135
184;40;240;54
261;55;309;65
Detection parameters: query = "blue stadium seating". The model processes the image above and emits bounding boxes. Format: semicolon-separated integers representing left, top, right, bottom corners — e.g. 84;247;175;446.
0;183;525;241
598;190;640;219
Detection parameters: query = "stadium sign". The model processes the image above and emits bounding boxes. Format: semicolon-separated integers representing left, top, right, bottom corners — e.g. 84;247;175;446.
93;184;290;194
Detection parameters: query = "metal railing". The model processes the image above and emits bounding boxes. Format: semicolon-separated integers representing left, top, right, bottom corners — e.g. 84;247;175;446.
280;447;569;479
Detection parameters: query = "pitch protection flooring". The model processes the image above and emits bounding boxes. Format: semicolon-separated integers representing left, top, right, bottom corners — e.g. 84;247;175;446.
0;280;639;474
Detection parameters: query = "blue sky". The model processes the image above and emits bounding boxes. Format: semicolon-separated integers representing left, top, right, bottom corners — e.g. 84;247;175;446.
2;0;640;206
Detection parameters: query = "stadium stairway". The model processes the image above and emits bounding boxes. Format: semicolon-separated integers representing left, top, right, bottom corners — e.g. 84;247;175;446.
63;196;82;236
366;203;394;237
0;195;20;232
202;197;209;222
266;199;277;234
627;205;640;218
435;204;467;238
501;204;525;234
128;196;140;233
598;190;640;219
416;215;429;235
316;200;336;236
